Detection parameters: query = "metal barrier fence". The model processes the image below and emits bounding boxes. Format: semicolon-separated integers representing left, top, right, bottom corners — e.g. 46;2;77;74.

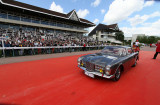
0;46;106;58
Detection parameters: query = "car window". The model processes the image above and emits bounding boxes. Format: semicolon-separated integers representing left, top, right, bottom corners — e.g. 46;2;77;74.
101;47;126;56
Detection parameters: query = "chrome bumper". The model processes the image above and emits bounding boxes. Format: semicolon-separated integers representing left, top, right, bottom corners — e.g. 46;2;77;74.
78;66;115;79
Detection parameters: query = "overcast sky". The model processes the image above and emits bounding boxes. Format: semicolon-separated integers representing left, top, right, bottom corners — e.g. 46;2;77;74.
16;0;160;37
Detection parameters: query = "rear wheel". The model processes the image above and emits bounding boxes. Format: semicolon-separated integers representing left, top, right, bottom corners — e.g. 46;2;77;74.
113;68;121;81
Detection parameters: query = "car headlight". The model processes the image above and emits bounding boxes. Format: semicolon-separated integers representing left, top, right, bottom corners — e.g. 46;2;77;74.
105;65;111;75
77;57;84;65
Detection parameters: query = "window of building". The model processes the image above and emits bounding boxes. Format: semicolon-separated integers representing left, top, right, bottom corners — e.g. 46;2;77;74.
41;20;50;25
32;18;40;24
0;23;9;28
8;14;20;21
21;15;31;22
101;35;104;38
0;11;7;19
57;22;64;27
50;21;56;26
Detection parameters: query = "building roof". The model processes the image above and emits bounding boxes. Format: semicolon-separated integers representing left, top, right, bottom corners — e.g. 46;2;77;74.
0;0;95;26
67;10;75;17
88;23;121;36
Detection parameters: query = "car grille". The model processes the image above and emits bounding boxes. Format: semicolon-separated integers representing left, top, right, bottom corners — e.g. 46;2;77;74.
86;62;95;72
95;65;105;72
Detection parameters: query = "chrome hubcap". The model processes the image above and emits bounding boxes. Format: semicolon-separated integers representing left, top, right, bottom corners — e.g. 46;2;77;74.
116;69;120;79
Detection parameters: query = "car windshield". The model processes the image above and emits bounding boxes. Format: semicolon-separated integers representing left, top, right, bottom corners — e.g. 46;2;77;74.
100;46;126;56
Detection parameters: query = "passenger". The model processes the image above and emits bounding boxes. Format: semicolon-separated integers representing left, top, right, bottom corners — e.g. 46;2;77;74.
152;40;160;59
135;45;140;53
132;42;140;52
132;42;136;52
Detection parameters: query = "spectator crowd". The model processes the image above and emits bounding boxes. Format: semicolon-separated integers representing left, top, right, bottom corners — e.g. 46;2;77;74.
0;27;106;48
0;27;107;57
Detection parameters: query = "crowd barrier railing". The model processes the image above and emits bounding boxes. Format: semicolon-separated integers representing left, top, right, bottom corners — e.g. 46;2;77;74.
0;46;106;58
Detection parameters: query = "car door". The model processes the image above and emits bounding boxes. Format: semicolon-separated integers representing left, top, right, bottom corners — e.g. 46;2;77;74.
126;48;135;67
120;48;131;71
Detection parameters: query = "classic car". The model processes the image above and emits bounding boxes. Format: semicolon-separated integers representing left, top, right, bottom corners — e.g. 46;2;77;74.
78;46;139;81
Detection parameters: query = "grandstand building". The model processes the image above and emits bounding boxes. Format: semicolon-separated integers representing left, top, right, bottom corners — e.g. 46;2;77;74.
0;0;95;41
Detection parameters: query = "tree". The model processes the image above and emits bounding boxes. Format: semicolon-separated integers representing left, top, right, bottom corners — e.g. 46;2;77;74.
148;36;156;44
136;36;148;43
115;32;124;42
136;36;159;44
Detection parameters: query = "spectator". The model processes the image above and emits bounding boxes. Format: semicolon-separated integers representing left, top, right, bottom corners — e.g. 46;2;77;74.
152;40;160;59
150;43;152;47
83;43;86;51
4;40;10;56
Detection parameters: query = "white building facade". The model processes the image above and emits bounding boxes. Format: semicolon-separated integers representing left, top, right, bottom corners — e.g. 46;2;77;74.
88;24;122;44
131;34;145;44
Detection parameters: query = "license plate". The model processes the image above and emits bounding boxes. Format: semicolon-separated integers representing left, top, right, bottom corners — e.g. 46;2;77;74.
84;71;94;78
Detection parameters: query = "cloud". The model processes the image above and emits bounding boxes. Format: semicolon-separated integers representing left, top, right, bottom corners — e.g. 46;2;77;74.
91;0;101;7
103;0;154;24
121;19;160;37
50;1;64;13
88;26;96;33
101;9;105;14
128;11;160;26
93;19;99;24
77;9;89;18
144;1;154;7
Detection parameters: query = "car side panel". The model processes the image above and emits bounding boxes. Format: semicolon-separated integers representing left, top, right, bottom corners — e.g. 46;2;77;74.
121;56;133;71
110;56;131;75
127;54;135;67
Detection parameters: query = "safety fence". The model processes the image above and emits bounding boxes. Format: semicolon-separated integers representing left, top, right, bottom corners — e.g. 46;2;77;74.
0;46;106;58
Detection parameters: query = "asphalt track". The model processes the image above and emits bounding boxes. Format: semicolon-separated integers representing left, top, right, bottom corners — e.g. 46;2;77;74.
0;51;160;105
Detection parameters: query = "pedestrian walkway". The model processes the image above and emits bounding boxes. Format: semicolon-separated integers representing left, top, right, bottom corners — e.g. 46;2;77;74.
0;50;100;65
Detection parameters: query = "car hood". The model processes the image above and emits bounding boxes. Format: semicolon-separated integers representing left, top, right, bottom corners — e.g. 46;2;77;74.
82;53;119;66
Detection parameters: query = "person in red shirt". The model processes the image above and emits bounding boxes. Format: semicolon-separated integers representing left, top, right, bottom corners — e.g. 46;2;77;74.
83;43;86;51
132;42;140;52
153;40;160;59
150;43;152;47
132;42;136;52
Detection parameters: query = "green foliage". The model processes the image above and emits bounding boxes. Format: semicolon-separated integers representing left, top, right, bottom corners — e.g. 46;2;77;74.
136;36;148;43
136;36;160;44
115;32;124;42
124;40;131;45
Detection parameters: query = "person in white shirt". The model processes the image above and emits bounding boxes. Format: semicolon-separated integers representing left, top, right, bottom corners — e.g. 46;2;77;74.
135;40;139;47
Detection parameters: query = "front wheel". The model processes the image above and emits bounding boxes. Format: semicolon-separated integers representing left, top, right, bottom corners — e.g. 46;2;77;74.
113;68;121;81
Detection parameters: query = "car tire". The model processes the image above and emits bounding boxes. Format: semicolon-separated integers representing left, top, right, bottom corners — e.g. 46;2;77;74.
113;68;121;81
